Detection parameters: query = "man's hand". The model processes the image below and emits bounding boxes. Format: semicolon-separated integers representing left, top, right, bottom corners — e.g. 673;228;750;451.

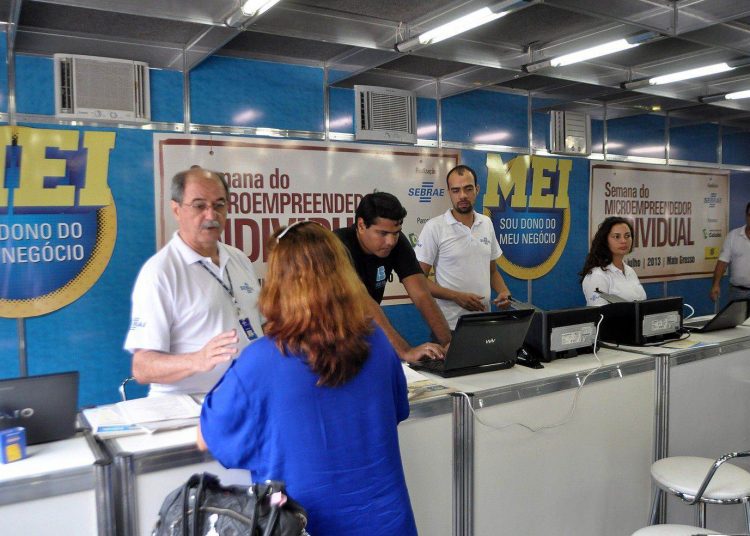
402;342;447;364
492;290;512;308
452;291;486;311
709;285;721;302
192;330;239;372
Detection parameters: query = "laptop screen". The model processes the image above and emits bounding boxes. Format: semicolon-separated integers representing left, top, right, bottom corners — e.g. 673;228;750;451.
693;298;750;332
0;371;79;445
445;308;534;371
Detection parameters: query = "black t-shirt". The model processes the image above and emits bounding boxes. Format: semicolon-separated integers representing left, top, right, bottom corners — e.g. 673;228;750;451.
334;225;423;304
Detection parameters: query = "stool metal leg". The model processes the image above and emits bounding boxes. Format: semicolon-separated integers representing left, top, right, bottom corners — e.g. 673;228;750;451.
744;500;750;533
649;488;662;525
695;502;706;528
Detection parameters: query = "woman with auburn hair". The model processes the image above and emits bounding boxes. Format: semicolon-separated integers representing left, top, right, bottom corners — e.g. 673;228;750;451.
198;221;417;536
580;216;647;306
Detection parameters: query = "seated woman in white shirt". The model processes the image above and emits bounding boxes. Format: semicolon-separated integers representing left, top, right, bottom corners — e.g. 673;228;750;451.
580;216;646;306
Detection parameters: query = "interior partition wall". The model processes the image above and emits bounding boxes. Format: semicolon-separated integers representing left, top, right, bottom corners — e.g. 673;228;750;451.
3;41;750;406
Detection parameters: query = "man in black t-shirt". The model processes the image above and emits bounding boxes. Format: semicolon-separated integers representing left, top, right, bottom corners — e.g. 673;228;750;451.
335;192;451;363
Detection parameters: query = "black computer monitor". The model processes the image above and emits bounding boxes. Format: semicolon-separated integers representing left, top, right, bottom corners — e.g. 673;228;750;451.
599;297;683;346
524;306;602;362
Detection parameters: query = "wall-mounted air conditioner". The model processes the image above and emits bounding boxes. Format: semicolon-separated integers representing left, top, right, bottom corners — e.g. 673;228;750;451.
355;85;417;144
549;110;590;156
54;54;150;122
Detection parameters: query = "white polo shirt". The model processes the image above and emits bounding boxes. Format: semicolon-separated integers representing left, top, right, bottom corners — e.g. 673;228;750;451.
124;232;263;395
718;226;750;287
415;209;502;329
582;263;646;306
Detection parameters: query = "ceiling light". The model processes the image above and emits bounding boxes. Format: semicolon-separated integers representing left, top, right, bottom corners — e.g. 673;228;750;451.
417;7;504;46
226;0;282;27
551;39;637;67
395;0;527;53
648;63;733;86
524;32;658;73
725;89;750;100
622;60;744;90
241;0;282;16
699;88;750;103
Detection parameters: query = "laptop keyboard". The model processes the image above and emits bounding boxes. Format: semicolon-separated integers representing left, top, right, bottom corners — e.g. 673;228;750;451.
413;359;446;373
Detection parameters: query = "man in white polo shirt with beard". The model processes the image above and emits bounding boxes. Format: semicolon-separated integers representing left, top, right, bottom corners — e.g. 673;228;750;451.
415;164;511;331
710;201;750;303
124;167;263;396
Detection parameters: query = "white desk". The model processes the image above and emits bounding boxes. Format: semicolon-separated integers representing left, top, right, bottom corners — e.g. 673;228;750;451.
83;323;750;536
107;427;249;536
106;392;456;536
0;434;112;535
417;346;657;536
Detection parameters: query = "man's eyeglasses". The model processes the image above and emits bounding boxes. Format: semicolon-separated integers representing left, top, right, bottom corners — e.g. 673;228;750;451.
181;200;228;213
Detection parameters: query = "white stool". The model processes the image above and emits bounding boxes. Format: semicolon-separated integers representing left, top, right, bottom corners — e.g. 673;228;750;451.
649;451;750;530
632;524;720;536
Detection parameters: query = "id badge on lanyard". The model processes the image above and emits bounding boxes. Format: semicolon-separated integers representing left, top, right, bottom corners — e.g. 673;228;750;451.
238;317;258;342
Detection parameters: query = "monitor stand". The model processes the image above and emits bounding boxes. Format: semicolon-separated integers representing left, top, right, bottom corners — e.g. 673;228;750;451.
516;347;544;369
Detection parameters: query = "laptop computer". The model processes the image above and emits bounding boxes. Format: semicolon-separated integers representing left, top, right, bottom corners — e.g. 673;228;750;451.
410;308;534;378
0;371;79;445
683;299;750;333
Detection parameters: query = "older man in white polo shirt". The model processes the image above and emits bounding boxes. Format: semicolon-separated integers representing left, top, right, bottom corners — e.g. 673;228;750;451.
415;164;511;330
710;201;750;303
124;167;263;395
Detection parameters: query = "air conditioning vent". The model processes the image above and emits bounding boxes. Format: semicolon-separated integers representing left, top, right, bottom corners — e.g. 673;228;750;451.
549;111;590;156
54;54;150;122
355;85;417;144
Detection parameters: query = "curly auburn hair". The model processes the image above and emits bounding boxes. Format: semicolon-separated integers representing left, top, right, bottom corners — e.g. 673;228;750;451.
578;216;635;283
260;222;373;386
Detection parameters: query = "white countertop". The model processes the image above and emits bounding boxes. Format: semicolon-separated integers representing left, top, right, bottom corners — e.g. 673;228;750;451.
0;435;96;483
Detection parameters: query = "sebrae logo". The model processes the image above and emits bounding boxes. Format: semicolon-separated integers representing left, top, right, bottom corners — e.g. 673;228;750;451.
483;154;571;279
0;126;117;318
408;181;445;203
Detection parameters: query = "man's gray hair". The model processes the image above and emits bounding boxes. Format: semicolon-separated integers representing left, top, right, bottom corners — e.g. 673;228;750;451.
170;166;230;203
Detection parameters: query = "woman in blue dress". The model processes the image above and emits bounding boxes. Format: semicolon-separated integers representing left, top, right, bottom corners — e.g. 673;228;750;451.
198;221;417;536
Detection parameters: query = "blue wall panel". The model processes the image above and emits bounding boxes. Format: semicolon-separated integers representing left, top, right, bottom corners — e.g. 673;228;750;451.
3;53;750;406
150;69;183;124
670;122;718;163
608;114;666;158
0;126;155;406
531;111;548;151
328;87;354;133
442;90;528;147
190;56;323;131
729;171;750;228
0;33;7;113
519;156;593;309
16;55;54;115
591;120;604;153
723;129;750;166
417;97;437;140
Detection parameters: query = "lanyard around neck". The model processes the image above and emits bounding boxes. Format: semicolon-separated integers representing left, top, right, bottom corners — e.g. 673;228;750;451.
199;261;236;303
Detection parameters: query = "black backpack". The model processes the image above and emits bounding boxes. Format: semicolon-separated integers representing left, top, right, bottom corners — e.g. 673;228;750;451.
152;472;308;536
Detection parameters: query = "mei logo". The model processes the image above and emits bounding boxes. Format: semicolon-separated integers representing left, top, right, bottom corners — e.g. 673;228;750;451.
130;318;146;331
408;181;445;203
485;338;496;344
0;407;34;419
479;237;491;246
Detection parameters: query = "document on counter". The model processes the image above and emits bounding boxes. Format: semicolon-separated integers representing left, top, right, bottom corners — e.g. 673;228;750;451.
115;394;201;424
403;364;456;401
82;394;202;439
